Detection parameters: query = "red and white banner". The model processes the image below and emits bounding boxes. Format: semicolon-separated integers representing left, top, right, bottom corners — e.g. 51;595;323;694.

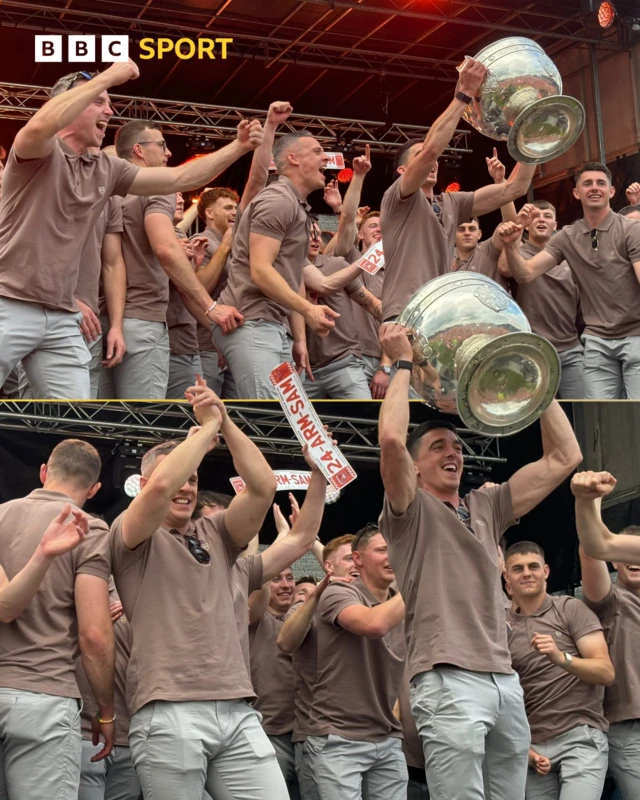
355;240;384;275
268;152;345;171
269;362;357;492
230;470;341;504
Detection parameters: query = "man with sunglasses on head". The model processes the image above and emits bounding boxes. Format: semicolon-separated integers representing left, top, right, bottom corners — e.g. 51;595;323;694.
377;323;582;800
109;378;288;800
0;63;263;399
500;162;640;399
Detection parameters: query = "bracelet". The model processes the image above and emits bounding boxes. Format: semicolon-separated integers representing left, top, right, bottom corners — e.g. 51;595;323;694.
456;90;473;105
96;713;116;724
206;301;217;315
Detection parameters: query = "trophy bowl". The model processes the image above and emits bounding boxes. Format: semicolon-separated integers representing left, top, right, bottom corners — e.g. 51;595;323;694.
462;37;585;165
397;273;561;436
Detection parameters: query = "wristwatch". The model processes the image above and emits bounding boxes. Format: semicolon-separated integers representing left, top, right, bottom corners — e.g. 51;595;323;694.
395;360;413;372
456;90;473;105
563;651;573;666
377;365;392;376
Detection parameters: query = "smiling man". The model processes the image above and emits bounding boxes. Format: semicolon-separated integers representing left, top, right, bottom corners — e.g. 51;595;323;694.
377;323;582;800
500;163;640;399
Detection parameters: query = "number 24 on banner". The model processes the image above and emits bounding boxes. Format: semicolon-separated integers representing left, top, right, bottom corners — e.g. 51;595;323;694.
355;240;384;275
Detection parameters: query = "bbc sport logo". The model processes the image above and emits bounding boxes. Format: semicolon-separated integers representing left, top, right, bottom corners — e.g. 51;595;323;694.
35;35;233;63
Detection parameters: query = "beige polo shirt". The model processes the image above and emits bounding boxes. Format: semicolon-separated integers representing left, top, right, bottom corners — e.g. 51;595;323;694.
507;594;607;743
120;193;176;323
220;177;311;325
0;489;111;698
515;240;581;352
249;610;296;736
340;243;384;360
110;510;254;716
166;227;199;357
451;239;512;294
583;583;640;724
231;553;264;671
76;196;124;316
381;483;517;681
307;578;406;743
380;180;475;320
0;140;138;313
286;599;318;743
543;210;640;339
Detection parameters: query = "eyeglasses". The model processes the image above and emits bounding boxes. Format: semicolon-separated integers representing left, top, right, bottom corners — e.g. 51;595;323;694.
184;534;211;564
590;229;598;252
53;70;97;94
352;521;379;552
137;140;169;153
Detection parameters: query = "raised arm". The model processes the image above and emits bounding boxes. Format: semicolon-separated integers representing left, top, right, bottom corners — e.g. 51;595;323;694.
348;284;382;321
399;59;487;198
240;101;292;211
0;505;88;623
129;121;263;196
334;147;371;257
195;228;233;294
175;200;198;234
499;221;558;282
277;573;331;654
100;232;127;368
337;592;405;639
508;401;582;519
472;161;536;218
378;325;417;514
485;147;518;227
302;260;362;296
578;545;612;604
14;60;139;160
531;627;614;686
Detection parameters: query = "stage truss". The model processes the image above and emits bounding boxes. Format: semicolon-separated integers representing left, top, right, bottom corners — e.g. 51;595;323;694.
0;82;471;155
0;401;505;469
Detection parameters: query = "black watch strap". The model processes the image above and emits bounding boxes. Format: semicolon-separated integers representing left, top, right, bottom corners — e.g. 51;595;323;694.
456;90;473;105
395;360;413;372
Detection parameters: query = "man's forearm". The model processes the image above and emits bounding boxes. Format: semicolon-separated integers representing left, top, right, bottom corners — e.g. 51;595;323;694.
277;596;318;653
507;162;536;198
174;140;249;192
305;262;361;295
241;120;276;207
504;241;535;283
289;469;327;547
289;309;306;345
251;262;309;315
350;286;381;320
176;203;198;233
79;624;115;717
159;245;214;313
0;547;53;623
334;173;365;256
540;401;582;473
379;366;412;445
101;256;126;329
415;99;465;169
196;241;231;294
575;498;617;560
221;418;275;498
562;655;614;686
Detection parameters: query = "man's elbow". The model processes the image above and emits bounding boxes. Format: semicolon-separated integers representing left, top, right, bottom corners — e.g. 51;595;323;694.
277;634;295;654
79;623;112;655
379;431;407;457
602;663;616;687
0;605;19;624
362;620;387;639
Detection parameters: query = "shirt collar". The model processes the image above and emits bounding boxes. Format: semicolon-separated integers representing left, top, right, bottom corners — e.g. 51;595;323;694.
277;175;311;211
56;137;98;164
28;488;76;504
579;209;615;234
513;593;553;618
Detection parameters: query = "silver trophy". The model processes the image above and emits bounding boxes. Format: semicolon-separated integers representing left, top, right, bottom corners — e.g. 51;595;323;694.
397;273;560;436
461;37;585;164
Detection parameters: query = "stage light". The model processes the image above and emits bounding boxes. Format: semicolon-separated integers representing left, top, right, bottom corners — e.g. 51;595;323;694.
598;1;616;28
445;181;461;193
337;168;353;183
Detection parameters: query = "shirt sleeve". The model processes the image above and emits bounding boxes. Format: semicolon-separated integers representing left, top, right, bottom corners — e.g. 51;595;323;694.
565;596;603;642
110;157;140;198
542;229;566;266
250;189;298;241
105;196;124;235
479;238;500;262
143;194;176;221
109;512;150;575
379;491;421;543
471;483;519;542
318;583;362;628
74;518;112;581
581;584;618;628
451;191;476;224
624;218;640;262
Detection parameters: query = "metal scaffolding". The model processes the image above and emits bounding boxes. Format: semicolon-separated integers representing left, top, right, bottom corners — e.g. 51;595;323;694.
0;401;505;468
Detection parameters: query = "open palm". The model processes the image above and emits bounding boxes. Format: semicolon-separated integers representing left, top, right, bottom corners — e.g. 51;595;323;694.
39;504;88;558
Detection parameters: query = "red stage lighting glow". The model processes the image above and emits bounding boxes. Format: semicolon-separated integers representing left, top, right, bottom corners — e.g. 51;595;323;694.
445;181;461;193
337;168;353;183
598;1;616;28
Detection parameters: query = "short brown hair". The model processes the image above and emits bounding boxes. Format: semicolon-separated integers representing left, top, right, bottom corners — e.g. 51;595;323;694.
322;534;354;565
197;187;240;222
194;490;233;517
358;210;380;231
115;120;163;160
47;439;101;487
532;199;556;213
505;540;546;564
140;440;180;478
574;162;612;185
295;575;318;586
352;522;380;552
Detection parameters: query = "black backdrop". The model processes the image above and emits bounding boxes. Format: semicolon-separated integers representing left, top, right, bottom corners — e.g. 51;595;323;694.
0;401;579;592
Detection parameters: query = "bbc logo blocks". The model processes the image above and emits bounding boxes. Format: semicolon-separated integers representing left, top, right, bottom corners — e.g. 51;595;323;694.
35;35;129;63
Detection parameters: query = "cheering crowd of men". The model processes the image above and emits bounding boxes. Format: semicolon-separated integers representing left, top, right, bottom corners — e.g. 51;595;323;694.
0;367;639;800
2;58;640;400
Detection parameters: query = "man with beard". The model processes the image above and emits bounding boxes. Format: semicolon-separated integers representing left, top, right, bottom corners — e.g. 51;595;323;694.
377;324;582;800
277;534;359;800
500;163;640;399
576;477;640;799
505;541;613;799
0;64;263;398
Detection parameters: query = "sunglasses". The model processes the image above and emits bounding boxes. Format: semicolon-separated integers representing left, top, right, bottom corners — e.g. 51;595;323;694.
54;70;97;94
352;521;380;552
432;201;442;216
184;534;211;564
444;501;471;524
590;229;598;252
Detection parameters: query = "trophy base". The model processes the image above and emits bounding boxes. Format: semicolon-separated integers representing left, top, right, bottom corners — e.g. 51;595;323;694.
456;332;560;436
508;95;586;165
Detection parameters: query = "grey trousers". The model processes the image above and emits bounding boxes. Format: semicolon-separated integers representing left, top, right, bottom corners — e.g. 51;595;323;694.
607;720;640;800
128;699;288;800
87;335;103;400
410;667;530;800
557;343;584;400
199;350;237;399
79;740;140;800
360;354;381;384
167;353;203;400
306;734;408;800
0;688;82;800
525;725;608;800
294;741;320;800
304;354;373;399
213;320;293;400
582;334;640;399
98;317;170;400
269;733;300;800
0;297;90;399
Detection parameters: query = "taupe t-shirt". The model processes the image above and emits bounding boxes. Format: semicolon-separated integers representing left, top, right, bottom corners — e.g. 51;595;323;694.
380;180;475;320
121;193;176;322
232;554;264;671
306;254;364;369
381;484;517;680
583;583;640;724
249;610;296;736
194;227;223;353
77;583;132;746
286;599;318;743
0;140;138;312
220;177;311;324
543;211;640;339
110;511;253;715
0;489;111;698
76;197;123;316
515;240;581;352
167;227;199;356
507;594;607;742
307;578;406;743
451;239;512;294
